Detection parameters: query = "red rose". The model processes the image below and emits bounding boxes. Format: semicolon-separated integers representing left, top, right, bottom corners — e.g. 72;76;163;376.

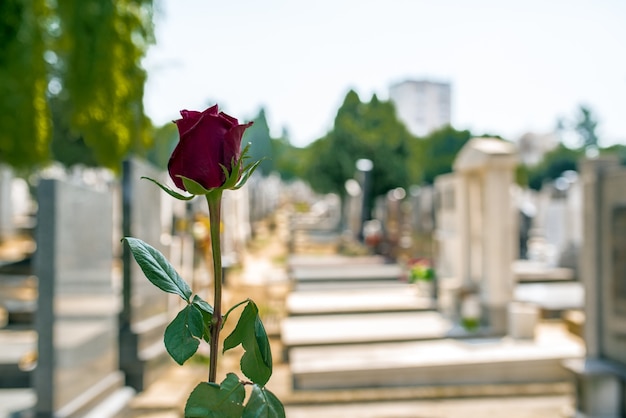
168;105;253;191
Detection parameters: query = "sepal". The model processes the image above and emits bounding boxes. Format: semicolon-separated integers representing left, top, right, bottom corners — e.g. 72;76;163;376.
179;175;213;195
141;176;195;200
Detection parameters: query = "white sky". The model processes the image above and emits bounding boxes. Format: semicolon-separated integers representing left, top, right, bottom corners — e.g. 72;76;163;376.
143;0;626;148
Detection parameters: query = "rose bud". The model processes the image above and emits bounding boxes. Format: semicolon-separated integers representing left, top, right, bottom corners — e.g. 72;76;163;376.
168;105;253;191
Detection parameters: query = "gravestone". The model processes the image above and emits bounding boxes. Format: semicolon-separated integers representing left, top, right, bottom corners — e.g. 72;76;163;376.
409;185;435;236
376;187;411;259
564;157;626;418
119;159;172;391
531;175;582;268
33;179;132;417
248;173;281;224
451;137;518;334
0;165;15;241
433;173;461;319
222;187;251;263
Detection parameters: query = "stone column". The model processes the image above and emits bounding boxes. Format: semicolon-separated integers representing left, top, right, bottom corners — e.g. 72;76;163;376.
578;158;612;357
481;165;516;333
456;173;470;287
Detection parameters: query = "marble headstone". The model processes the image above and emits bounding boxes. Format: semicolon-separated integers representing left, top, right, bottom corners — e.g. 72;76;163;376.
33;179;124;417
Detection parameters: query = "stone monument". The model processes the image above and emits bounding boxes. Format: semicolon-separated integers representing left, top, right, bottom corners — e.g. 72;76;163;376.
119;159;172;391
33;179;131;417
452;137;518;334
564;156;626;418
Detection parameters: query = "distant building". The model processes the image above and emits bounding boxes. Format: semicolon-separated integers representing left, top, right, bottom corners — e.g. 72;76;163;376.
389;79;451;137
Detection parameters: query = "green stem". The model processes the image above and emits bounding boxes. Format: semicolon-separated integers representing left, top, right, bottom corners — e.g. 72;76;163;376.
206;190;223;383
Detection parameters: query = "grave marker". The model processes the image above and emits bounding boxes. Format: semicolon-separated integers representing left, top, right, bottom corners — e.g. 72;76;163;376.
0;165;15;241
119;159;172;391
452;137;518;334
564;156;626;418
33;179;131;417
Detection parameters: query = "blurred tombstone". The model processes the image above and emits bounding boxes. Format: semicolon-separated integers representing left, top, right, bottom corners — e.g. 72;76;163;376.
529;171;582;269
12;176;35;234
452;138;518;334
409;185;435;235
559;171;582;270
433;174;459;280
564;156;626;418
248;173;281;224
362;219;383;251
433;173;461;319
343;178;362;240
119;159;172;391
380;187;406;259
0;165;15;242
514;187;535;260
222;185;251;266
33;178;131;417
385;188;402;251
166;197;195;293
356;159;373;241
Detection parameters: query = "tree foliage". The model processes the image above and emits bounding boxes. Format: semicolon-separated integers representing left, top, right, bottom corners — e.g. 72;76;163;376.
526;143;583;190
272;129;307;181
145;121;178;170
304;90;413;203
521;104;607;190
601;144;626;165
0;0;52;169
0;0;155;171
245;108;274;176
410;125;472;185
575;105;599;150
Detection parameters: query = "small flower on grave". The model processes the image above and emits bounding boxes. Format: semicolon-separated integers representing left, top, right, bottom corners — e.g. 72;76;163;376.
407;258;435;283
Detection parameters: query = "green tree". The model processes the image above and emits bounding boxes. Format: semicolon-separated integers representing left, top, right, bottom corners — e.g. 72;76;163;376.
601;144;626;165
55;0;154;169
526;144;583;190
272;128;306;181
416;125;472;184
360;94;412;198
0;0;52;169
246;108;274;176
305;90;363;196
304;90;413;205
0;0;155;171
145;121;178;170
575;105;599;151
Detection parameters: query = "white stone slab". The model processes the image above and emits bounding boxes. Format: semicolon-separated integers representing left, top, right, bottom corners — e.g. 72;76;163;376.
288;254;386;268
287;286;434;316
281;311;451;347
513;260;575;283
285;395;572;418
290;264;403;282
514;282;584;311
294;280;408;292
0;330;36;365
290;324;584;390
0;389;35;418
